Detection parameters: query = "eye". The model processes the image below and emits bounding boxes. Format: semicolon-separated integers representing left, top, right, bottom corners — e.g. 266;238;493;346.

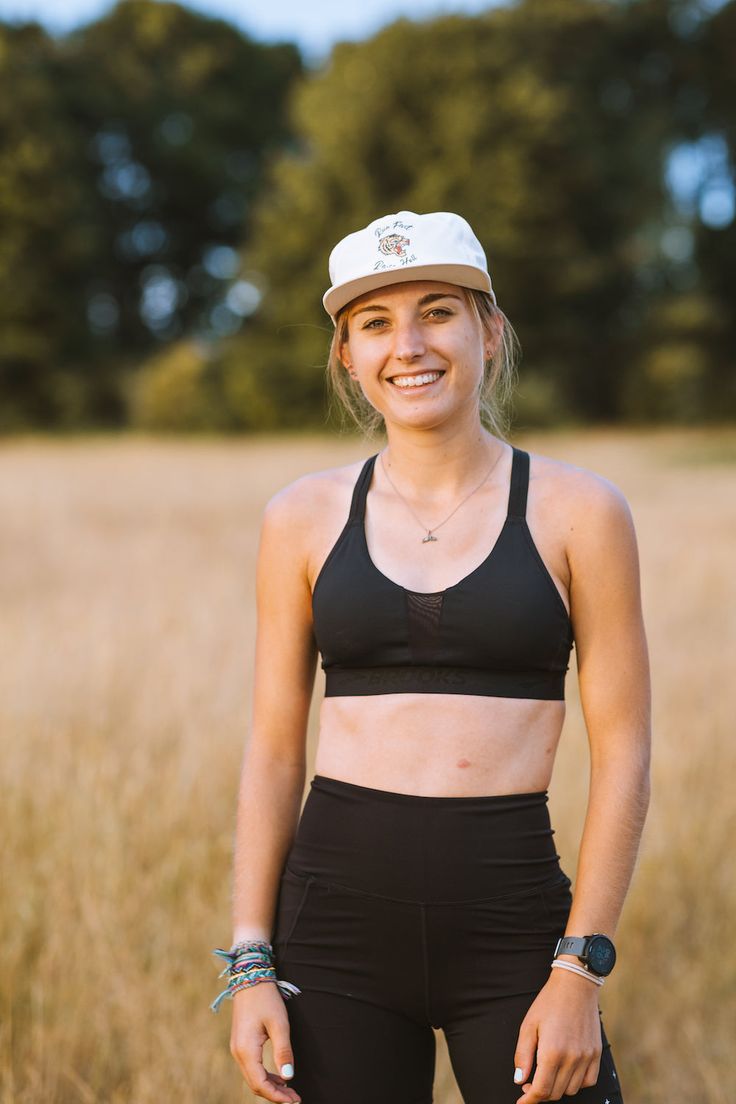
361;308;452;330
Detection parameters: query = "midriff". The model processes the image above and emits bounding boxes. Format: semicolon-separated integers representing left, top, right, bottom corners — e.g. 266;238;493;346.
313;692;566;797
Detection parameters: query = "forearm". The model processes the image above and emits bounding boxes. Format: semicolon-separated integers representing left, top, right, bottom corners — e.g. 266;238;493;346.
230;747;306;945
557;758;650;958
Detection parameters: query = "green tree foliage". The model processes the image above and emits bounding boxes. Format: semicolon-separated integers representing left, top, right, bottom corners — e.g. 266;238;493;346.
690;0;736;414
1;0;734;432
607;0;736;422
0;23;102;428
0;0;302;429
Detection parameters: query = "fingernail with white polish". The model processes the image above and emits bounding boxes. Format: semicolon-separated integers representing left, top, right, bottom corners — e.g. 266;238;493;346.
281;1063;294;1078
514;1067;524;1083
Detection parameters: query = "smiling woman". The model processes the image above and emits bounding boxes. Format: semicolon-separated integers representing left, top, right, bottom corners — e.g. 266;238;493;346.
217;209;651;1104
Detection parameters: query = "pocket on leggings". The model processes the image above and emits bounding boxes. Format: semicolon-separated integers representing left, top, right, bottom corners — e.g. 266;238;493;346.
539;872;574;934
458;882;559;944
272;867;315;956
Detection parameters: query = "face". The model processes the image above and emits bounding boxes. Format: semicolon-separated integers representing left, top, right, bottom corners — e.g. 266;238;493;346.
339;280;494;428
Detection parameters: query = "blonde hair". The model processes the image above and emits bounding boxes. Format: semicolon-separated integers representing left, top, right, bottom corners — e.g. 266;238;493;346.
325;287;520;441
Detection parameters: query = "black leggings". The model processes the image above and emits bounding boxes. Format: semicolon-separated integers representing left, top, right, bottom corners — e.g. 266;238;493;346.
272;774;624;1103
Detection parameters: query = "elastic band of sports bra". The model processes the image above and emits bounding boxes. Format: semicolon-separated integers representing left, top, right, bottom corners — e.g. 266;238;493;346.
323;663;566;700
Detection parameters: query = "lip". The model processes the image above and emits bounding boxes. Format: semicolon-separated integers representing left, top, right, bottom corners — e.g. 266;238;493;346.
386;370;446;392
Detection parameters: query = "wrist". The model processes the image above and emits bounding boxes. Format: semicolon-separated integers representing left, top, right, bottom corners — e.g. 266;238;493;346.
548;964;601;992
231;930;272;946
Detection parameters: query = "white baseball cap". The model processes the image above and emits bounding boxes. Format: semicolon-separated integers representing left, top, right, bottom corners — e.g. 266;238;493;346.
322;210;497;324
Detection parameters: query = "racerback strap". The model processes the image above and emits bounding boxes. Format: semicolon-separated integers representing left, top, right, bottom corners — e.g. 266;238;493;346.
348;454;378;522
507;446;529;518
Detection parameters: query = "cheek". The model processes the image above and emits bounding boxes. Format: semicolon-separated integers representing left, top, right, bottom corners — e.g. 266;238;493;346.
349;343;386;380
461;326;484;358
448;329;484;378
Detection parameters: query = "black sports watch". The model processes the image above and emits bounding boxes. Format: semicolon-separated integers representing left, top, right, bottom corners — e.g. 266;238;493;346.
553;934;617;977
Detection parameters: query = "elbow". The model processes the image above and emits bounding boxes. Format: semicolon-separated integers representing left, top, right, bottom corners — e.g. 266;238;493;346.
591;746;651;795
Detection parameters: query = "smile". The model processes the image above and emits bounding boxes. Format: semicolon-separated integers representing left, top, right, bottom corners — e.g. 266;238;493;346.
388;370;445;390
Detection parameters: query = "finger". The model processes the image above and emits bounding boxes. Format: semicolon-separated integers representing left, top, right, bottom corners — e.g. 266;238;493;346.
267;1017;296;1088
261;1071;302;1103
547;1059;577;1100
517;1056;559;1103
513;1019;539;1090
251;1069;302;1103
563;1054;597;1096
563;1067;586;1095
579;1054;602;1090
235;1040;300;1103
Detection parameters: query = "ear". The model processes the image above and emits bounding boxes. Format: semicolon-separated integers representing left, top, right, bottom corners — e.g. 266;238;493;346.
484;315;505;360
339;338;354;374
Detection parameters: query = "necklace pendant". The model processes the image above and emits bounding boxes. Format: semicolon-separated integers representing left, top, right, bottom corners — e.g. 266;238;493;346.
422;532;438;543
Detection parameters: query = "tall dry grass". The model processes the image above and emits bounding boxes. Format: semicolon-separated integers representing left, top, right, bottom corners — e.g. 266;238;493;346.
1;428;734;1103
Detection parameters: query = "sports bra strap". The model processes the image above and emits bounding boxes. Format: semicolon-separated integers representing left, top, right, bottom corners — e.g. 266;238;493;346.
507;446;529;518
348;453;378;522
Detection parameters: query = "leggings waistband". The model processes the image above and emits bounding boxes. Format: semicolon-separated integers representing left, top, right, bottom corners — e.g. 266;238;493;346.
311;773;550;807
284;774;566;904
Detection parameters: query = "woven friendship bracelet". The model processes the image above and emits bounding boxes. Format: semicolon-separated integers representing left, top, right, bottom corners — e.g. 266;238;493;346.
210;939;302;1012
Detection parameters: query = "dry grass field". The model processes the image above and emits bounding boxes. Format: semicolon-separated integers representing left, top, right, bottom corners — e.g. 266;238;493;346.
1;427;734;1104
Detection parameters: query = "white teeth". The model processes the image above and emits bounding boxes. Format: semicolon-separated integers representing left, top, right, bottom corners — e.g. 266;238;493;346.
391;372;442;389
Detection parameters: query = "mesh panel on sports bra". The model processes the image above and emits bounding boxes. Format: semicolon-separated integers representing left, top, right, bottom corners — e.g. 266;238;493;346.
406;591;445;664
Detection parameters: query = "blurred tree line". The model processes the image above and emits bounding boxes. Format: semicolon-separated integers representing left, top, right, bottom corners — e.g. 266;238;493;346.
0;0;734;433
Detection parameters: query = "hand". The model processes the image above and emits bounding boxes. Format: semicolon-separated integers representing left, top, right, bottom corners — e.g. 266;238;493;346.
513;969;603;1101
229;981;302;1103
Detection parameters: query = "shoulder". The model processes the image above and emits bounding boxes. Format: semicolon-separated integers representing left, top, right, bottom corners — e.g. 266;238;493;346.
259;454;369;546
526;446;637;564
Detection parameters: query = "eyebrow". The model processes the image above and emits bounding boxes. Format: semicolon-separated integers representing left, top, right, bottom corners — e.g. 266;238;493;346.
351;292;463;318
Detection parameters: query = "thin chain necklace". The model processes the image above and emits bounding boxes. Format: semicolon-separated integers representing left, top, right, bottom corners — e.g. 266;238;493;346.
379;444;505;544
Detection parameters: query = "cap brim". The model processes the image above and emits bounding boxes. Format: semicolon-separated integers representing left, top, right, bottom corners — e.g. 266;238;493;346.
322;263;495;323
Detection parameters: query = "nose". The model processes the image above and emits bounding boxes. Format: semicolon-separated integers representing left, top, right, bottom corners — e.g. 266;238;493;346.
391;318;426;363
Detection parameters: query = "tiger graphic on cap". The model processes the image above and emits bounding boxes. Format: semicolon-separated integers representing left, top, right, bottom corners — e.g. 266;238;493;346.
378;233;411;258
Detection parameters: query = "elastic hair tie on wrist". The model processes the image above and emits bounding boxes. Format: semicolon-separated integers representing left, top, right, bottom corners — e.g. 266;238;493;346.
550;959;605;986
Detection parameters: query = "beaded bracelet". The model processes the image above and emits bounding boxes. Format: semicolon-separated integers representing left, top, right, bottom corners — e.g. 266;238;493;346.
210;939;302;1012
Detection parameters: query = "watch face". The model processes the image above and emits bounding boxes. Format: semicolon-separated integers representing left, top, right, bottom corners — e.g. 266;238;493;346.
587;935;616;976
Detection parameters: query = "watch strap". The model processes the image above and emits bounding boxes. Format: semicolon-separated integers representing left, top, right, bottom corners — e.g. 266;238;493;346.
554;935;588;958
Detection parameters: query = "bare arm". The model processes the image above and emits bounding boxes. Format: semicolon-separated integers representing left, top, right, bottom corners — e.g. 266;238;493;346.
231;478;319;945
557;473;652;954
515;469;652;1104
225;478;318;1103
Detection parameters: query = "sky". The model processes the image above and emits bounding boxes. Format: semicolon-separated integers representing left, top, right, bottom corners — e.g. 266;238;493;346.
0;0;510;64
1;0;729;63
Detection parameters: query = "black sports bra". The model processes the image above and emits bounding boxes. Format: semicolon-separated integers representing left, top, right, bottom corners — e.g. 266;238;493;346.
311;446;574;700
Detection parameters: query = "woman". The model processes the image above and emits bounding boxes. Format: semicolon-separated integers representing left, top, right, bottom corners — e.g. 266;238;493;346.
212;210;651;1104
